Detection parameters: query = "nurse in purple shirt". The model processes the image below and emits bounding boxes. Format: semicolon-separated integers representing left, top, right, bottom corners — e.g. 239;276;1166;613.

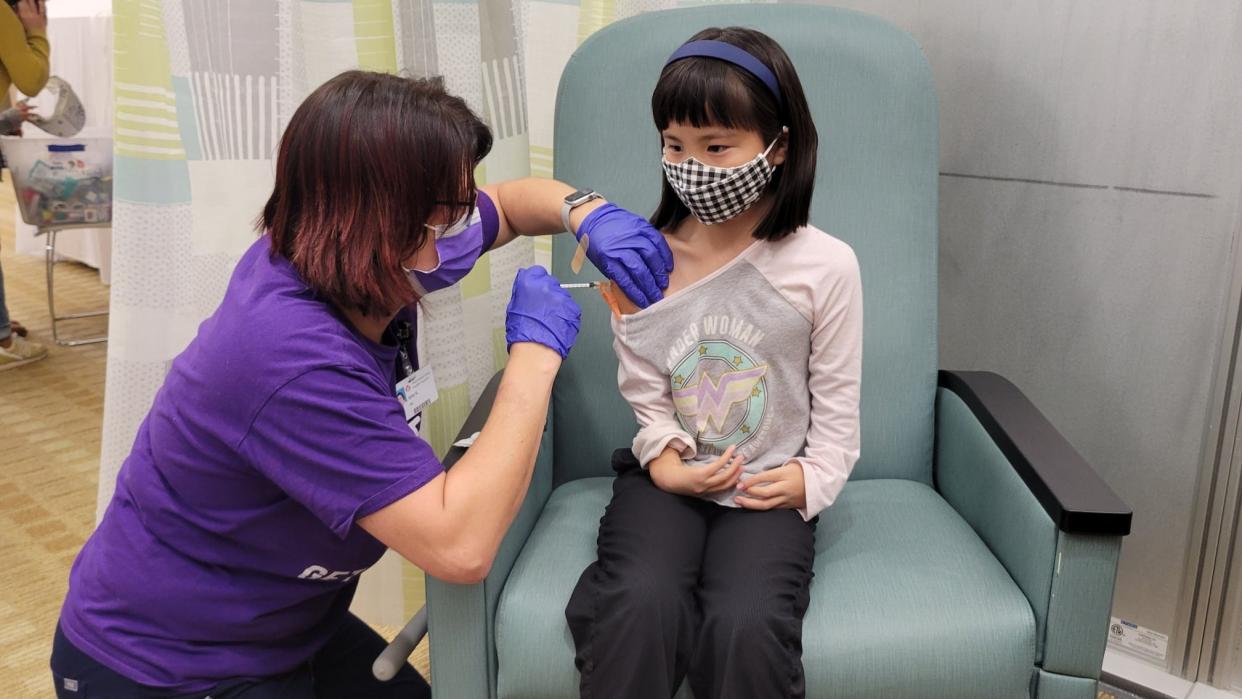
49;70;673;698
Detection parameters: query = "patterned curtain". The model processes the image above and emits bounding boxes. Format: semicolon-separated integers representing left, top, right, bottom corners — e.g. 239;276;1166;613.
104;0;736;624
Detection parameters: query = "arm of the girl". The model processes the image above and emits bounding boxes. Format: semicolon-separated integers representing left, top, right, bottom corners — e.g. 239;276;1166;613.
736;249;863;519
616;318;749;496
615;326;698;466
650;444;745;497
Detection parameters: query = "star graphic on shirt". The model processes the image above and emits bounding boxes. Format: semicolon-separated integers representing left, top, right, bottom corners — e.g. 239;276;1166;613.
674;374;686;386
752;386;761;397
698;346;708;356
733;356;743;366
740;424;751;434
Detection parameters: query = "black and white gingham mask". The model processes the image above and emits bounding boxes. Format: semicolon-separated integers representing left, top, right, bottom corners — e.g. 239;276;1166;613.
661;135;779;225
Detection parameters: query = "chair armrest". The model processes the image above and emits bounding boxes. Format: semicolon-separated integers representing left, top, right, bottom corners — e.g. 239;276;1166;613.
938;370;1131;535
425;371;555;699
936;370;1130;679
442;370;505;470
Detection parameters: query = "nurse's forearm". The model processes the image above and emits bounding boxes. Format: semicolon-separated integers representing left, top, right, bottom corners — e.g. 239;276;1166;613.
360;344;560;585
441;343;560;562
491;177;605;238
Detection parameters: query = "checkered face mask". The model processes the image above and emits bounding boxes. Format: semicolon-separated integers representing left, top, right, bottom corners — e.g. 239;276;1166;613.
661;135;780;225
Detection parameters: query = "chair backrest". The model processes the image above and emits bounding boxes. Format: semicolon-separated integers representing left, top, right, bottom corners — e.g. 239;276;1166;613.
551;4;939;486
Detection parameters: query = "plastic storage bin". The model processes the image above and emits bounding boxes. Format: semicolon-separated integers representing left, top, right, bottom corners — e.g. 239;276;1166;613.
0;136;112;227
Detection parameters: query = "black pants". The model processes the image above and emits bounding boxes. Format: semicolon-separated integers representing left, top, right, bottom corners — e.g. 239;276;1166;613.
566;449;817;699
50;613;429;698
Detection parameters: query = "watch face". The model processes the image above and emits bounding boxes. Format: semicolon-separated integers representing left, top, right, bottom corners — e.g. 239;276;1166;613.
567;189;595;205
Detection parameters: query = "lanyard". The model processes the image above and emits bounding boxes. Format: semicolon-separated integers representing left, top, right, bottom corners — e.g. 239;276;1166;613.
395;320;415;379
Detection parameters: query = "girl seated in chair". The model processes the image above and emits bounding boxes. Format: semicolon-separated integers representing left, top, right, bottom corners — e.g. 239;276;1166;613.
565;27;863;698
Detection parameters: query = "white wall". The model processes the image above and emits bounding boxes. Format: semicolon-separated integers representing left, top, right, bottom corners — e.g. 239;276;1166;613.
818;0;1242;678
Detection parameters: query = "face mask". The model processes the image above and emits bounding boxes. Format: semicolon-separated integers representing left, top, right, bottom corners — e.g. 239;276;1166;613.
661;133;782;225
402;208;479;295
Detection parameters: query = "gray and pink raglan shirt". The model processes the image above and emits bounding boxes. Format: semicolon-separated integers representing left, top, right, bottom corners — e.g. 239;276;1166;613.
611;225;864;519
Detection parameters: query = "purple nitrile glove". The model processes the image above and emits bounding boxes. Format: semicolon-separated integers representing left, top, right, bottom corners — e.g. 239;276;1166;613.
505;267;582;359
576;203;674;308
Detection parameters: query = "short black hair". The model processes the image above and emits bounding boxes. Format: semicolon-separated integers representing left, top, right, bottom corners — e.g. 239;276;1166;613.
651;27;817;241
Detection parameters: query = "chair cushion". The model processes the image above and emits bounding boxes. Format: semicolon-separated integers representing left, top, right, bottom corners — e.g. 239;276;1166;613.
495;478;1036;699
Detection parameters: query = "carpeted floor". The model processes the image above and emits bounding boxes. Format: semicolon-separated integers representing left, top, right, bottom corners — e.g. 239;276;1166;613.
0;183;428;697
0;179;110;696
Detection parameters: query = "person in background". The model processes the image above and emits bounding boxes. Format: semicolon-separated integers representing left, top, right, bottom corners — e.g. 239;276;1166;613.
0;0;49;370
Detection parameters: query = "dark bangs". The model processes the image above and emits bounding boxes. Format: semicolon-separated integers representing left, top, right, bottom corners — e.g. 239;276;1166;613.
652;57;780;141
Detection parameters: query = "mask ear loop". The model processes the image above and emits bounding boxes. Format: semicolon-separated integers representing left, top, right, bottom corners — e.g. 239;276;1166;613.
762;126;790;163
403;207;474;275
402;236;443;275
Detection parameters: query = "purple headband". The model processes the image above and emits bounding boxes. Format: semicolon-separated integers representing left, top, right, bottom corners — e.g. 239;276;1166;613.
664;39;783;106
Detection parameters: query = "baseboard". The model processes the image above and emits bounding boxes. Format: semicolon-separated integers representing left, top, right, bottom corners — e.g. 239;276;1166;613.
1103;649;1194;698
1186;684;1240;699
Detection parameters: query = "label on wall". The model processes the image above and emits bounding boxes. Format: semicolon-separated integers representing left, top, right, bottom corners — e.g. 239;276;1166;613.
1109;617;1169;662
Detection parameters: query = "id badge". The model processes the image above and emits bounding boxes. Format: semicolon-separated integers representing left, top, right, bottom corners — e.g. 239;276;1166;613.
396;366;438;434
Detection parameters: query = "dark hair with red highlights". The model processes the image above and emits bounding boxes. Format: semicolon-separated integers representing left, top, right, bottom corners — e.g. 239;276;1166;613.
651;27;817;241
261;70;492;316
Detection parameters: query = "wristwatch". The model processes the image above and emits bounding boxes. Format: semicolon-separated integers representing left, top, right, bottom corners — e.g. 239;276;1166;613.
561;188;603;235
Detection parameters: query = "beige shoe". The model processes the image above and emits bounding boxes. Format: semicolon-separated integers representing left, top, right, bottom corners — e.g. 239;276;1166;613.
0;334;48;371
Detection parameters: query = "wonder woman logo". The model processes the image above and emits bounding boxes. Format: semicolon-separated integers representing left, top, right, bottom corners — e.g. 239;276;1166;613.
670;341;768;449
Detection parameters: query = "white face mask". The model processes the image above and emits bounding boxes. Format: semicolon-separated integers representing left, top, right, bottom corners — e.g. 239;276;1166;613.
661;133;782;225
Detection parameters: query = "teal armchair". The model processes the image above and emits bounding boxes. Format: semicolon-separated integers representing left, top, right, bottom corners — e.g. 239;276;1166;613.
422;5;1132;698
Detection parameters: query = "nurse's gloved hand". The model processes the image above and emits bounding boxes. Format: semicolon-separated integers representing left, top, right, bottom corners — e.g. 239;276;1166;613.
505;267;582;359
576;203;673;309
